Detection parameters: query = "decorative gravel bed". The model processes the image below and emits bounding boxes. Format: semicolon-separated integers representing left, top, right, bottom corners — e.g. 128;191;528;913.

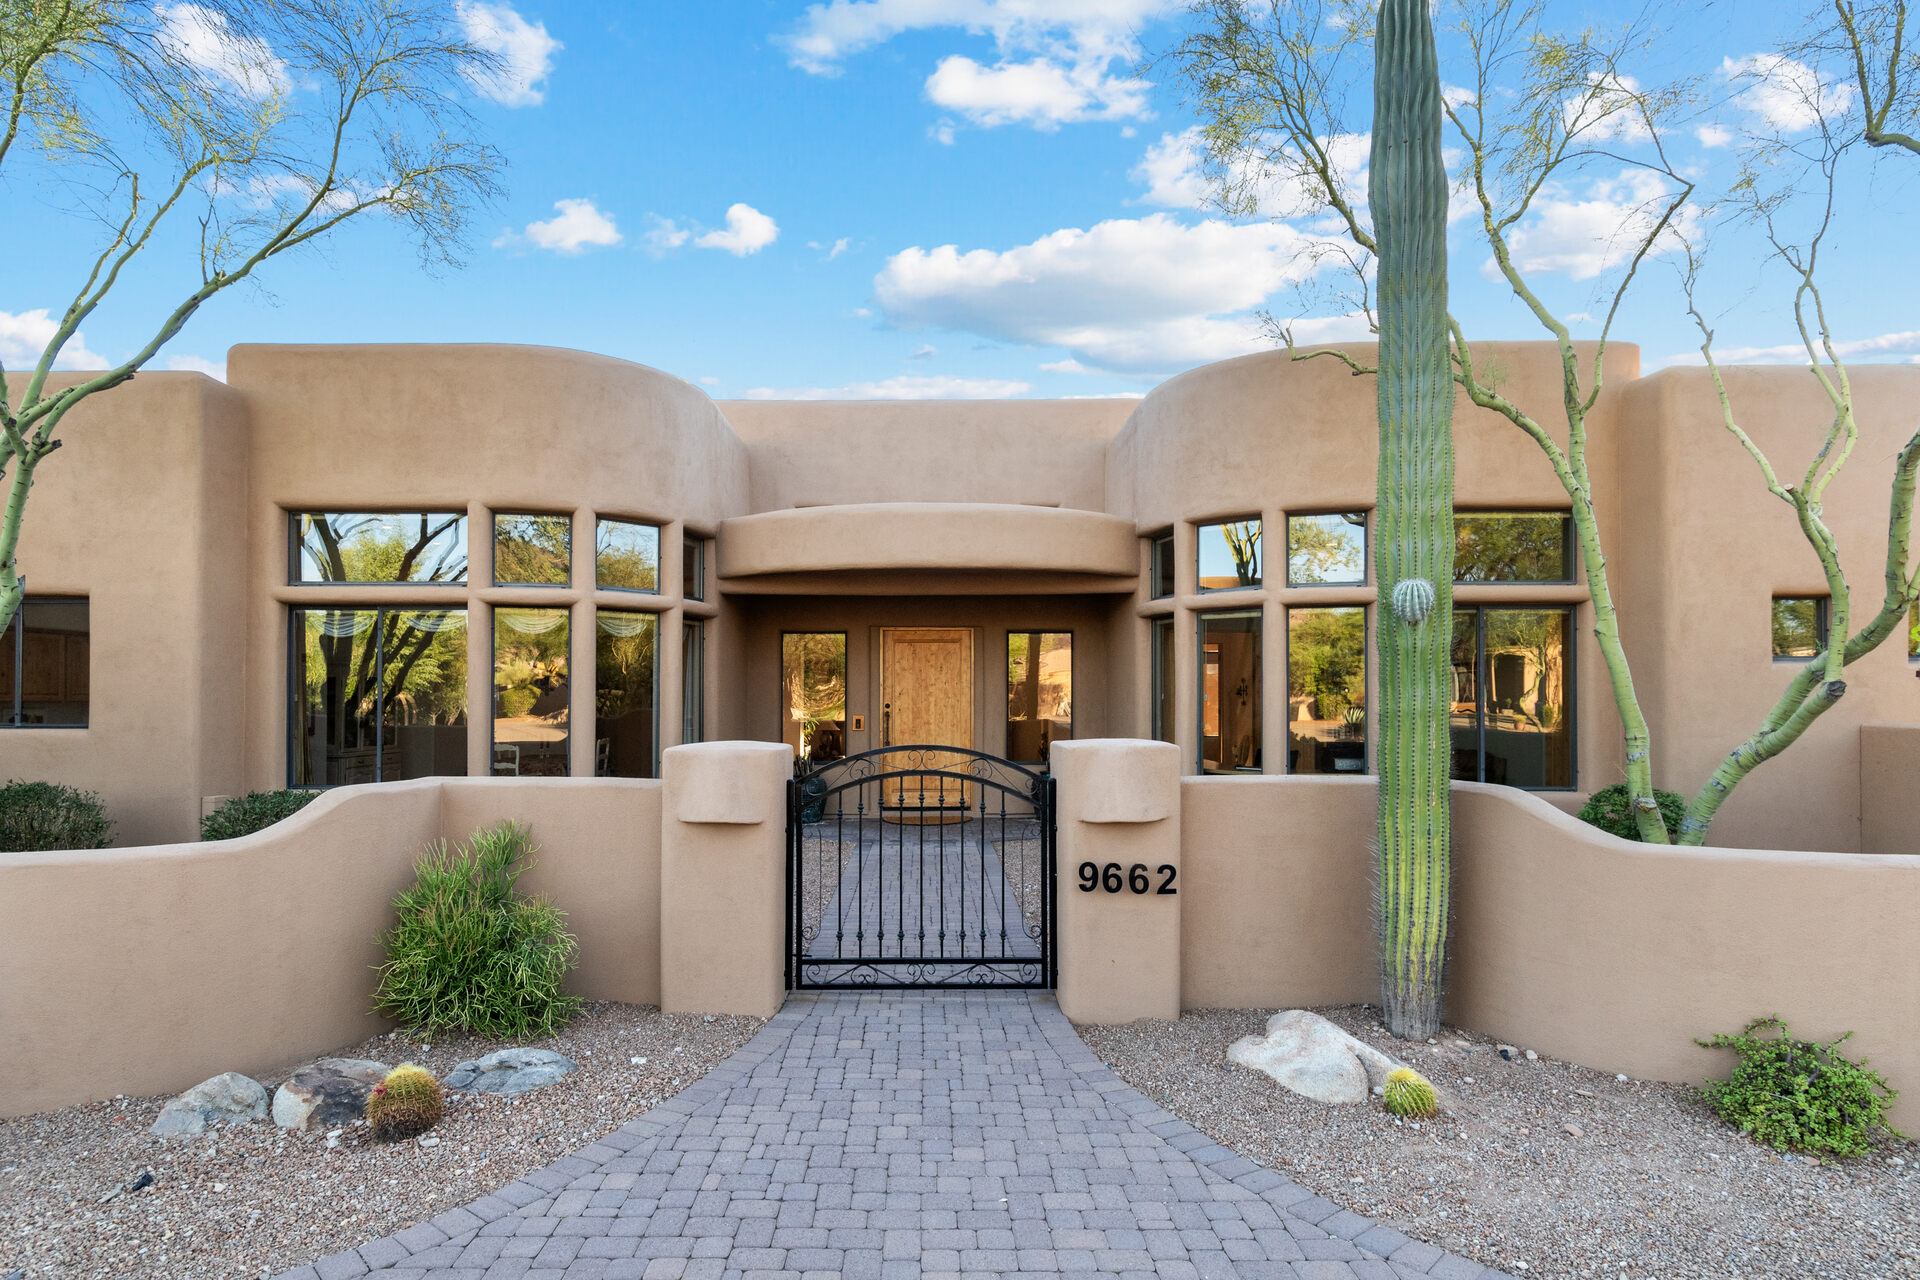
1079;1006;1920;1280
0;1002;763;1280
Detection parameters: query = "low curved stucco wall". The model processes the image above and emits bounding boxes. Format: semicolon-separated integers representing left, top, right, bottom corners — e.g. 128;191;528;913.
0;778;661;1119
1179;775;1920;1126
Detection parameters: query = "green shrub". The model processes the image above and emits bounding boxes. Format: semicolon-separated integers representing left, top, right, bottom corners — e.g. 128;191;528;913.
0;780;112;851
1576;783;1687;841
373;820;580;1037
496;686;537;718
1697;1016;1906;1157
201;789;320;841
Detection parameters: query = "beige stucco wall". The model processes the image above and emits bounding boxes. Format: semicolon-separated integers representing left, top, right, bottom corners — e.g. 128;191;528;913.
0;777;664;1118
1859;724;1920;854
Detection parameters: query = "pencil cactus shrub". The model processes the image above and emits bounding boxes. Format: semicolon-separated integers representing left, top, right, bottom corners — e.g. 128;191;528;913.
1370;0;1457;1040
366;1064;444;1141
1381;1067;1439;1118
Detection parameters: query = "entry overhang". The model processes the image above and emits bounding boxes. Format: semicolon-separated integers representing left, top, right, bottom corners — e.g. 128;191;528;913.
716;502;1139;594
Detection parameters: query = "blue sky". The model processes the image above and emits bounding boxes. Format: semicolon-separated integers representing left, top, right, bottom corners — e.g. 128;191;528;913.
8;0;1917;400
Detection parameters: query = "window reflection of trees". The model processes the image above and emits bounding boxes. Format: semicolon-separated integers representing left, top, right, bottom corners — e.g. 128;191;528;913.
296;608;467;785
1287;513;1366;585
494;514;571;586
1450;607;1572;788
1006;632;1071;763
296;513;467;584
1454;513;1570;583
494;608;570;776
783;633;848;765
1198;519;1262;590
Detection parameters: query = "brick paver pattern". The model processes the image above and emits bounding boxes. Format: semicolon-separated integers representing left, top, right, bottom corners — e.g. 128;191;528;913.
276;993;1510;1280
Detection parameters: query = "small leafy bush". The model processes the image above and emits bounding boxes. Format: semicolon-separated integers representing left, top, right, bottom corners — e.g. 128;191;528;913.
1576;783;1687;841
1697;1016;1906;1157
373;820;580;1037
0;780;112;851
201;789;320;841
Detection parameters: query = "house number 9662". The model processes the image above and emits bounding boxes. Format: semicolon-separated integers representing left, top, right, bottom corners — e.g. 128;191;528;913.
1076;861;1177;895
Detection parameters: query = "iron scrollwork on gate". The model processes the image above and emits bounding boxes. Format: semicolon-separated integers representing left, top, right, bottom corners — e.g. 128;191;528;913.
786;745;1057;990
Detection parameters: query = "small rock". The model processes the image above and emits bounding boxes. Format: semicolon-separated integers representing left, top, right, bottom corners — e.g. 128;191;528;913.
1575;1088;1596;1098
1524;1049;1539;1062
630;1056;647;1065
417;1135;441;1147
444;1047;579;1096
1497;1044;1518;1061
1615;1073;1629;1083
272;1059;390;1131
1463;1077;1475;1084
1226;1010;1408;1106
1563;1123;1584;1138
151;1073;269;1137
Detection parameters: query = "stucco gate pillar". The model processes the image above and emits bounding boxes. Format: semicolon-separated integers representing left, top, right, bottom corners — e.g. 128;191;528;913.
660;741;794;1018
1050;739;1183;1023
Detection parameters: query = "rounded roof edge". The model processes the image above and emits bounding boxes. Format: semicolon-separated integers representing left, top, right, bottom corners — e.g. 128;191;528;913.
224;341;715;401
718;502;1137;579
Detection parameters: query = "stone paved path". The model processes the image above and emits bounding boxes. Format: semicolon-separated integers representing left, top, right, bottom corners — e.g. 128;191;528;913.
278;993;1508;1280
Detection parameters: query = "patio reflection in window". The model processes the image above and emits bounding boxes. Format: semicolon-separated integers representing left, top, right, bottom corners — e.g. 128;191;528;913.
783;633;848;768
1450;607;1572;789
293;607;467;785
494;513;571;586
1199;610;1261;773
494;607;570;776
597;519;661;592
1007;632;1071;764
1197;518;1261;591
596;611;658;777
1288;607;1366;774
1287;513;1367;586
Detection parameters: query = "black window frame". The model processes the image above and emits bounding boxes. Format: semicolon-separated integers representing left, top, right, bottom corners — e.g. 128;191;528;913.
1195;606;1264;775
1285;511;1369;587
1450;605;1578;792
1150;615;1176;745
683;535;709;602
492;511;573;588
595;607;663;779
1453;510;1576;586
1772;595;1831;662
781;629;850;768
288;511;469;586
2;596;90;729
682;618;707;743
1284;604;1369;775
595;517;664;594
1195;517;1263;593
1148;531;1175;599
286;604;470;786
1005;629;1074;765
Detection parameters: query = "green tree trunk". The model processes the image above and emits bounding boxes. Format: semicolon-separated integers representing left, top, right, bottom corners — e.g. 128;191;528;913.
1371;0;1456;1039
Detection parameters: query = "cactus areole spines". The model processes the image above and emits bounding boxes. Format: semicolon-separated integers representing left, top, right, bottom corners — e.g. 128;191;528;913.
1370;0;1456;1041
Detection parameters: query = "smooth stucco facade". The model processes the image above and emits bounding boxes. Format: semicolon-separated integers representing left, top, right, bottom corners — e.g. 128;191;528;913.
3;339;1915;851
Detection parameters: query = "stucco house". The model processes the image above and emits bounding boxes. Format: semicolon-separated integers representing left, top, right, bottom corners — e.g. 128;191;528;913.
4;339;1914;851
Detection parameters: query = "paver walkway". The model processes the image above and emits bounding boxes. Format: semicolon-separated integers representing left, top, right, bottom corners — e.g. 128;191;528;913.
279;993;1508;1280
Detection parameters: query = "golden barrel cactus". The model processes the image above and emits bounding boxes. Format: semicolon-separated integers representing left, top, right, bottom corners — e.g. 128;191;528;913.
1381;1067;1439;1118
366;1063;445;1141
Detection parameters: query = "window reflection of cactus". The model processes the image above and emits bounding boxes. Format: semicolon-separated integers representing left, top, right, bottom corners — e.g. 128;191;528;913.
1221;520;1261;586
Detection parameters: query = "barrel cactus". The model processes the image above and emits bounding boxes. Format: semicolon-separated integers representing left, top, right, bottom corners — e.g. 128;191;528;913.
366;1063;444;1141
1382;1067;1439;1118
1370;0;1457;1039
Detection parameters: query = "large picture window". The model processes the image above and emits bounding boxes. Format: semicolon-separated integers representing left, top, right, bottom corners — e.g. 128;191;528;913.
494;513;571;587
1007;632;1072;763
1151;616;1175;745
597;519;661;593
596;610;658;777
1;598;89;728
1197;518;1261;591
783;633;848;766
1450;607;1573;789
292;512;467;584
1454;512;1573;583
493;608;570;775
292;607;467;785
1287;513;1367;586
1199;610;1262;773
1288;607;1366;774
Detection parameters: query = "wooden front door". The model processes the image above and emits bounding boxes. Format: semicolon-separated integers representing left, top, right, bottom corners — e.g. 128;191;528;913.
880;628;974;818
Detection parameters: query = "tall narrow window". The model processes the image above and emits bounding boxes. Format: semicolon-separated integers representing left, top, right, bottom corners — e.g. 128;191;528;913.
1454;512;1573;583
597;519;661;592
493;608;569;776
1449;607;1573;789
292;512;468;585
1149;532;1175;598
494;513;571;586
1198;610;1262;773
1287;607;1366;774
1007;632;1072;763
783;633;848;766
1197;519;1261;591
2;599;90;727
1151;616;1175;745
682;619;706;743
596;610;658;777
1772;596;1828;660
1287;513;1367;586
292;607;467;784
683;535;708;601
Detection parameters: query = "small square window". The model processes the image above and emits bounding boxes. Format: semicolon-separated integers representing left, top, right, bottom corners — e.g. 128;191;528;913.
1910;601;1918;661
1149;532;1175;599
494;513;571;586
1772;597;1829;661
683;535;708;601
1197;518;1261;591
1287;513;1367;586
597;518;660;592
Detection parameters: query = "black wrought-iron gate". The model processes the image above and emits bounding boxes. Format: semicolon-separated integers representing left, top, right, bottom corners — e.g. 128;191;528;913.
786;746;1056;989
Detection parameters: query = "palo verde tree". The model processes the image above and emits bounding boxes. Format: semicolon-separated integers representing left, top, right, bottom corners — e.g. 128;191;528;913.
0;0;505;635
1369;0;1457;1037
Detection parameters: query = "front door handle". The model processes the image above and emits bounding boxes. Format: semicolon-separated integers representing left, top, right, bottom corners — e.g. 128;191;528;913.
883;703;891;747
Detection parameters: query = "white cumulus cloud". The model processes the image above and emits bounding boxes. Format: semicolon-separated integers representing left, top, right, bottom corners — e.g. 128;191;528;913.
924;54;1148;129
1666;327;1920;366
874;213;1353;373
695;204;780;256
1495;169;1699;282
0;310;107;372
743;374;1034;400
456;1;562;107
1724;53;1855;134
165;354;227;380
154;4;290;98
496;198;621;254
1130;126;1371;220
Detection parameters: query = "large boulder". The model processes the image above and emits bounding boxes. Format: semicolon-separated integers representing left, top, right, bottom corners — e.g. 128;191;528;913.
1227;1010;1407;1106
151;1072;269;1137
272;1058;390;1130
445;1048;578;1096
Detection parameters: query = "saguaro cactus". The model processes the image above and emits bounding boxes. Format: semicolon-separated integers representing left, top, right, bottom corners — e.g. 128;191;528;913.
1370;0;1456;1039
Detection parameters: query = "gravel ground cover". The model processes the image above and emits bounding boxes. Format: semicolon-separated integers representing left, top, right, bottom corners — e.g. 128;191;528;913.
1080;1005;1919;1280
0;1002;762;1280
